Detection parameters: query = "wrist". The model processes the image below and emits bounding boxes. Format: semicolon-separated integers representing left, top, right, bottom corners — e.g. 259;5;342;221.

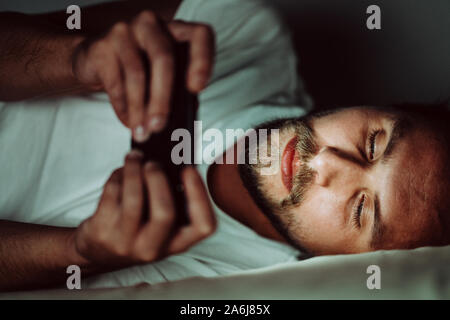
64;229;91;268
68;35;87;86
41;33;86;92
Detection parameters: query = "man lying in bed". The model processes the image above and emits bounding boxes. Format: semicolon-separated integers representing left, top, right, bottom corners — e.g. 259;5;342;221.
0;0;449;291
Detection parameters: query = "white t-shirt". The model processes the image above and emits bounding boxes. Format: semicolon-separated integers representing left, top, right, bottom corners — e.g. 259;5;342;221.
0;0;312;288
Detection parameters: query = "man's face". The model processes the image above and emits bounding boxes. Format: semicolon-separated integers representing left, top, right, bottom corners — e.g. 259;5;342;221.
240;107;450;255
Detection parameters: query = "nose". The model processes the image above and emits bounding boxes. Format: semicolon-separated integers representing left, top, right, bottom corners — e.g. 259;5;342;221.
308;147;361;187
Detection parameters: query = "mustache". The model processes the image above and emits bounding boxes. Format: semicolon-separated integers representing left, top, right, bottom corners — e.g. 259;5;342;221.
281;164;316;210
280;123;318;211
238;116;319;219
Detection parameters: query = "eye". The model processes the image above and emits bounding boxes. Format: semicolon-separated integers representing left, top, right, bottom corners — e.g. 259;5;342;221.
366;129;382;161
352;194;365;228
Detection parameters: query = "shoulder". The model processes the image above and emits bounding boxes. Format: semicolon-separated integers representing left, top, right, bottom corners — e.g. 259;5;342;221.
175;0;290;53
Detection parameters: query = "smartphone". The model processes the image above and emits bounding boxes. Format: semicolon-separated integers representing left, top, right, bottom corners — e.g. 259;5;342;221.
131;42;197;225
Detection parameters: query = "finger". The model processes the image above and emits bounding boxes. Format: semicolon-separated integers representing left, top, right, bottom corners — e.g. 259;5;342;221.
110;22;148;141
100;168;122;206
98;54;127;126
95;168;123;220
134;162;176;260
119;150;145;236
133;12;175;134
167;166;216;254
168;21;215;92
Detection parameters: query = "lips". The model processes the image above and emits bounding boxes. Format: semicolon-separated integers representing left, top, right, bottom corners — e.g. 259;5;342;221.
281;136;299;191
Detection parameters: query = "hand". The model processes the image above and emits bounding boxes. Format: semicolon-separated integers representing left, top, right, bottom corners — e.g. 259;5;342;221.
72;151;216;268
72;11;215;141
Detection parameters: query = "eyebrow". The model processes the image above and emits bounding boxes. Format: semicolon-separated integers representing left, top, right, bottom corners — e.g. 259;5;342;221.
370;194;384;248
381;117;407;164
370;117;407;247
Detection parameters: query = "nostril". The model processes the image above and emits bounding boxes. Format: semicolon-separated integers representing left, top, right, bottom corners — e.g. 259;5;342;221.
313;170;327;187
309;147;339;187
310;156;328;186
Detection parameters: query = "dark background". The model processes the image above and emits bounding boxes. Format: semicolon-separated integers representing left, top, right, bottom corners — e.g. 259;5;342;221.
272;0;450;108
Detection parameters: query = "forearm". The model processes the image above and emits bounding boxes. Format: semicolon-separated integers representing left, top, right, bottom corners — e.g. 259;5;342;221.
0;12;85;101
0;220;90;292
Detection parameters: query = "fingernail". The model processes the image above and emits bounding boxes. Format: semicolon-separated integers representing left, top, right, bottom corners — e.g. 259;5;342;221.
147;116;166;133
127;149;144;159
133;125;149;142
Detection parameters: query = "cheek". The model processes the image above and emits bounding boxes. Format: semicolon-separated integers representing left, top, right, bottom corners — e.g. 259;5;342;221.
291;188;348;250
313;110;371;148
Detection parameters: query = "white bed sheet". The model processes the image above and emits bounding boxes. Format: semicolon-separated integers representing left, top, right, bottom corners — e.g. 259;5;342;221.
2;244;449;299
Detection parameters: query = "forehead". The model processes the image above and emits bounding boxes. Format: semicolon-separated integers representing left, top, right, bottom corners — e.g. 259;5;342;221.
379;117;447;248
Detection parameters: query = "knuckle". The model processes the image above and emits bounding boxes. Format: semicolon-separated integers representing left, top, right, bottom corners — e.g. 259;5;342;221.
92;39;108;52
109;89;125;104
125;154;143;166
107;82;124;98
111;21;129;35
137;10;157;24
136;248;158;262
89;41;110;59
93;230;109;246
98;204;120;219
143;252;158;262
110;168;123;180
124;197;142;213
156;52;175;68
125;161;143;173
112;243;130;257
152;209;175;226
197;223;216;238
194;23;213;37
154;194;174;212
104;180;120;196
